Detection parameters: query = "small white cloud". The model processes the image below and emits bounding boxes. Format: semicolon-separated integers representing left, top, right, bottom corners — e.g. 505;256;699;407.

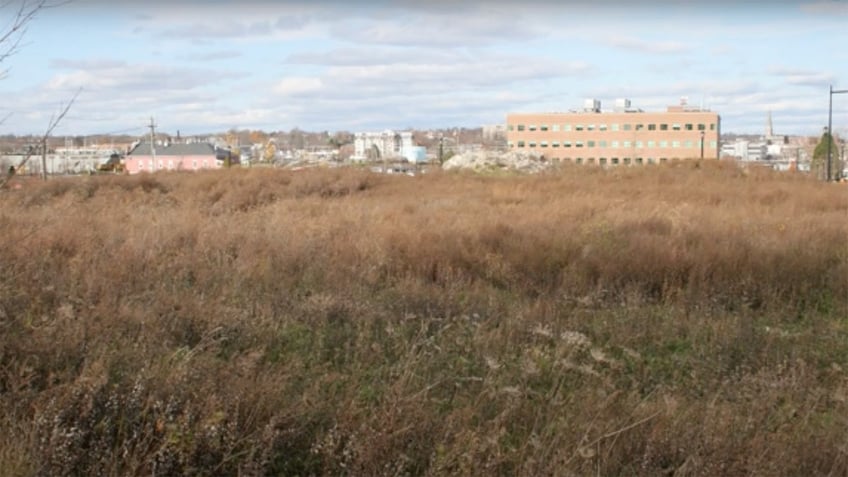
769;66;835;87
605;35;691;54
183;50;243;62
274;77;324;96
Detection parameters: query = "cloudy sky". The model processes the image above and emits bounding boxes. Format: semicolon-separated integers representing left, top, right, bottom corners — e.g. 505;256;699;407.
0;0;846;137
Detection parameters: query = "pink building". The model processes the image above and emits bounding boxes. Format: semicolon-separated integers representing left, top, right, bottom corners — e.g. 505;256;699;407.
125;142;229;174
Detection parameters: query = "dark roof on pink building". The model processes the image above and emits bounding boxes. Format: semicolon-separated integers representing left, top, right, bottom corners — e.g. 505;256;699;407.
128;142;216;156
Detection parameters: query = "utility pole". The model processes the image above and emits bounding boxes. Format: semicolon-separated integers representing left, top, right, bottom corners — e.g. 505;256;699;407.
148;117;157;170
827;85;848;181
700;130;705;160
41;137;47;180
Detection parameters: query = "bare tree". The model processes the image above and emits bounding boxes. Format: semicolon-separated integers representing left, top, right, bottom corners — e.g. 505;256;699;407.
0;89;78;188
1;0;75;186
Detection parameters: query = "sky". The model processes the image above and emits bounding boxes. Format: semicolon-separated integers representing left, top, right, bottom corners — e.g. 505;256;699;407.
0;0;846;138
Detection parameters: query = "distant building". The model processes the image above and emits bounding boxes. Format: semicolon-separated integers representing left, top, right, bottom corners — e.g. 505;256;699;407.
506;98;721;165
0;145;120;175
352;130;426;163
482;124;507;141
125;142;230;174
721;139;767;161
720;112;810;172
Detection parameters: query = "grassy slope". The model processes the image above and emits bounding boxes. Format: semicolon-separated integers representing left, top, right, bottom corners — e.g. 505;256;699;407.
1;162;847;476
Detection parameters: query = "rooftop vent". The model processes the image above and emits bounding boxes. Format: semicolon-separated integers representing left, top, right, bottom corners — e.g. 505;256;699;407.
583;98;601;113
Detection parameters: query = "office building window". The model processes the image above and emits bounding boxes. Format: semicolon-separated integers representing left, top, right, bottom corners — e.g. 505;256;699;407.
625;158;633;165
647;140;656;148
552;125;560;132
660;140;668;148
636;157;644;165
529;125;537;131
529;141;537;147
563;124;572;131
685;124;694;131
623;124;632;131
635;141;644;148
672;124;681;131
540;141;548;147
576;157;583;164
517;141;525;147
541;125;549;131
588;141;595;148
587;158;595;164
685;140;693;148
564;141;572;148
611;123;620;131
575;124;584;131
697;123;706;131
599;124;608;131
635;124;644;131
710;141;717;148
672;141;681;148
660;124;668;131
648;124;656;131
587;124;595;131
611;141;619;148
710;123;716;130
517;125;525;131
611;158;619;165
599;140;607;147
575;141;584;148
599;158;607;165
623;141;632;148
552;141;560;147
508;125;514;131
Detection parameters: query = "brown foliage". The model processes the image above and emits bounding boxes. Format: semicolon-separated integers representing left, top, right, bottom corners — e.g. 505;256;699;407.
0;163;847;475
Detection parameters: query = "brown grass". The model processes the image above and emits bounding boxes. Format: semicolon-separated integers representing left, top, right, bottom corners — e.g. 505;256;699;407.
1;162;847;475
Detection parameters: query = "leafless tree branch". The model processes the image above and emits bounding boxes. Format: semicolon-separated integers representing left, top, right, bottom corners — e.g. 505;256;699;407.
0;87;79;189
1;1;69;78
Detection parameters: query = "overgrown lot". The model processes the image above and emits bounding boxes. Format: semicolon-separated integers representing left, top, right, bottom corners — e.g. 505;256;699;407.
1;162;847;476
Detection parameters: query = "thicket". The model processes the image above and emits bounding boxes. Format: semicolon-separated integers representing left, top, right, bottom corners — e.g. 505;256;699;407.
1;162;846;476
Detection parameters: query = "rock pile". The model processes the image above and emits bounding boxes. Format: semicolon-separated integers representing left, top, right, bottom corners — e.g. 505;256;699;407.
442;150;552;173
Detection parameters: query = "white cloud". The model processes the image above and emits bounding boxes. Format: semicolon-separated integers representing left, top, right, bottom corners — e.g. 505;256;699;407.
1;1;845;136
274;77;324;96
605;35;691;54
43;60;235;94
182;50;243;62
768;66;836;87
278;48;592;101
800;1;848;15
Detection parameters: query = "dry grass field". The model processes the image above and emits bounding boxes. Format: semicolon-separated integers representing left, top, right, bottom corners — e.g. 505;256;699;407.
1;161;847;475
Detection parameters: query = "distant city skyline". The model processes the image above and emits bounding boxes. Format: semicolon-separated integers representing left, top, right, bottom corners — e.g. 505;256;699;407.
0;0;846;137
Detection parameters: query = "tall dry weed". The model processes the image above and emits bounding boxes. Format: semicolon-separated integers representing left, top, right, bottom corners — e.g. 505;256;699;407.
0;163;846;475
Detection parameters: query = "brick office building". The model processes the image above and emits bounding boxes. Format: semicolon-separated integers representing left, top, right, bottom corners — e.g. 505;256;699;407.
506;99;720;166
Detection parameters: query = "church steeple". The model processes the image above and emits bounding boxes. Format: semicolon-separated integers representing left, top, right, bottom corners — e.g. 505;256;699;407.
767;111;774;139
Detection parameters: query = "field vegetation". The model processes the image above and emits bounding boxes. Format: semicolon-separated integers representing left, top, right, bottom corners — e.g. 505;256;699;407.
1;161;847;475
